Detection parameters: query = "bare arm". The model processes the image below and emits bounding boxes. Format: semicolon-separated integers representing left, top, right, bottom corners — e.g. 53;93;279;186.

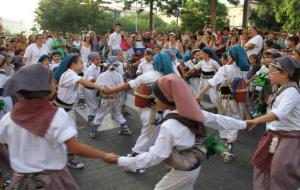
195;83;212;102
245;113;278;131
78;79;102;91
102;83;131;95
65;138;117;162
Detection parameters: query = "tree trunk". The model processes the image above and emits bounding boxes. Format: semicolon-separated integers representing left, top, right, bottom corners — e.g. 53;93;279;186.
210;0;217;32
149;0;154;31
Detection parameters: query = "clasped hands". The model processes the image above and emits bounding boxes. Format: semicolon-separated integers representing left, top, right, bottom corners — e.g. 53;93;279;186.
103;153;119;165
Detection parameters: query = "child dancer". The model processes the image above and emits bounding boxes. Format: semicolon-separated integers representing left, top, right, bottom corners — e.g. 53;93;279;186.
108;74;246;190
0;64;116;189
196;45;250;163
246;56;300;190
90;56;131;138
49;50;61;71
83;52;102;123
53;54;104;169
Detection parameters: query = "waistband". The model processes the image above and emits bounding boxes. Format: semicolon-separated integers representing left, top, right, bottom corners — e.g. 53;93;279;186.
53;97;73;112
100;95;115;99
268;130;300;139
84;86;95;90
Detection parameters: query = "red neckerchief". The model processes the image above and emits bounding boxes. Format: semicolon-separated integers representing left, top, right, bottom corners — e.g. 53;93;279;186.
11;98;58;137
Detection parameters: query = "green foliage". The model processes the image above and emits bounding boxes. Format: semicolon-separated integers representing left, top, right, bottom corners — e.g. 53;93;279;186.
117;13;175;33
249;0;300;33
180;0;229;32
123;0;185;30
35;0;114;34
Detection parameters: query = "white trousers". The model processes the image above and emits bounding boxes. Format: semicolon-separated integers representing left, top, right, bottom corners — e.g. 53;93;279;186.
93;99;126;126
190;77;201;97
132;107;161;153
154;166;201;190
200;78;217;105
83;88;98;116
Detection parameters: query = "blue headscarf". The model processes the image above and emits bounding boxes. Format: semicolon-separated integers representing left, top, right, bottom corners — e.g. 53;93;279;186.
153;52;174;75
54;54;77;81
229;45;250;71
165;48;183;60
202;47;221;65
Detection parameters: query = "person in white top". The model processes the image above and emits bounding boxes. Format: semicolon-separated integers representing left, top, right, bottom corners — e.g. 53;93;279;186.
187;48;220;103
0;64;117;189
244;27;263;57
107;74;246;190
196;45;250;163
136;48;154;75
72;34;81;50
90;60;131;138
101;52;175;173
80;35;92;71
108;23;122;52
49;50;61;71
53;54;104;169
246;56;300;190
23;34;49;65
83;52;102;123
0;55;13;185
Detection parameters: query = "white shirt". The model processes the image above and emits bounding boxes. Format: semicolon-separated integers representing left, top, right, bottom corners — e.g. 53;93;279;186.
245;35;263;57
45;38;53;50
118;110;246;170
49;61;60;71
194;58;220;73
108;32;121;50
128;70;162;89
96;70;123;88
24;43;49;65
57;69;82;104
136;59;154;74
267;87;300;131
84;63;101;82
184;59;200;69
0;108;77;173
208;62;246;87
73;41;81;49
256;65;269;75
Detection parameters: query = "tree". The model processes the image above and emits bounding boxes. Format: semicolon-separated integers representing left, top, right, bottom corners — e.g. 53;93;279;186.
117;13;175;33
210;0;239;31
181;0;229;32
249;0;299;33
35;0;112;34
123;0;185;31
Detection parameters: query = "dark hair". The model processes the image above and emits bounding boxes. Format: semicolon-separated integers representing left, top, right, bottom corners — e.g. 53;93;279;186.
272;43;282;51
288;36;299;45
265;40;274;47
222;27;230;32
18;90;51;100
115;23;121;27
69;48;81;56
67;55;80;69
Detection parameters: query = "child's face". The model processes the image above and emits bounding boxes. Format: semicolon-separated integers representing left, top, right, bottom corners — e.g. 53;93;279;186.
193;52;201;61
292;50;300;61
42;58;50;67
201;51;209;60
72;59;83;73
92;58;101;65
263;56;273;66
249;57;257;65
117;53;124;62
155;98;169;111
221;56;228;65
52;55;61;63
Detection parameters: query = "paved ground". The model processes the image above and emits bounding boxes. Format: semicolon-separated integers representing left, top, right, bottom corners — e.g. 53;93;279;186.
71;101;265;190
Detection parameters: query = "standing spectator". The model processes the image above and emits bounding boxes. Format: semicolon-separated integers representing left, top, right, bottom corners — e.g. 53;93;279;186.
270;26;285;49
43;30;53;50
287;36;299;50
15;35;27;52
81;35;92;70
244;27;263;57
72;34;81;50
90;31;100;52
23;34;49;65
108;23;122;52
52;32;67;58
